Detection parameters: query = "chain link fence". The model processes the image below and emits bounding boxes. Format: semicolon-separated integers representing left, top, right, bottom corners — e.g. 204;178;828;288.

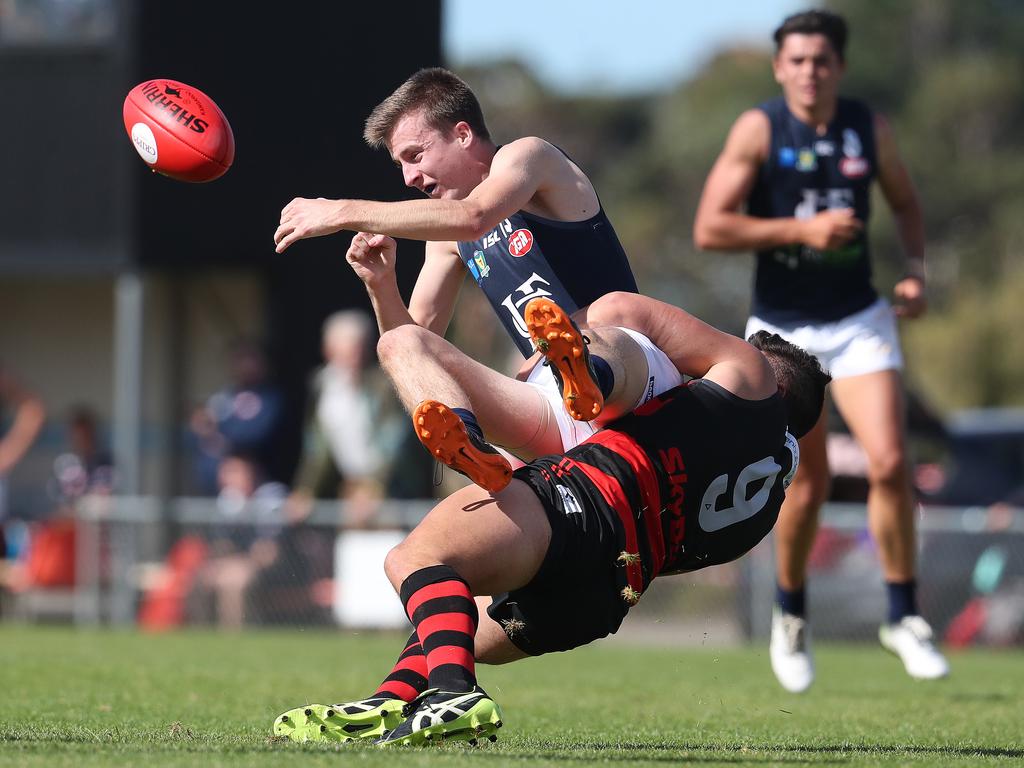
3;497;1023;648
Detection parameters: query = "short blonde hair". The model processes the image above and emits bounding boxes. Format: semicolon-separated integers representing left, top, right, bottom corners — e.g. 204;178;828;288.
364;67;491;149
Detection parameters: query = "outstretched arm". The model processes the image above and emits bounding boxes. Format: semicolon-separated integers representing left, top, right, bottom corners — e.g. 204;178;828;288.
274;138;561;252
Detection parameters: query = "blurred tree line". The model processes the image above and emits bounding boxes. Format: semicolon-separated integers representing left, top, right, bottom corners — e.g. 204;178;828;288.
454;0;1024;413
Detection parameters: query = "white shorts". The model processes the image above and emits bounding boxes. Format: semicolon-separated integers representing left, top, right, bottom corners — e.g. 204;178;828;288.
526;328;683;450
745;297;903;380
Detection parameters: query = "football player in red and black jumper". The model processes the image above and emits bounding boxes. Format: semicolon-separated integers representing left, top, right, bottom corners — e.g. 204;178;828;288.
273;295;829;746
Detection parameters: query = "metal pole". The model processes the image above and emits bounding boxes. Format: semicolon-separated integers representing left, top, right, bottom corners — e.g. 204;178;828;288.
111;270;144;623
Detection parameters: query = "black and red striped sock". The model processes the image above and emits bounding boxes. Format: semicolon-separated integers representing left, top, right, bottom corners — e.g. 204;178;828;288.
372;631;428;701
400;565;478;693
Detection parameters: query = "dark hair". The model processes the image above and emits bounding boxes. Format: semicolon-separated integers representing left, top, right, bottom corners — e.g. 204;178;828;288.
773;10;848;61
364;67;491;149
747;331;831;439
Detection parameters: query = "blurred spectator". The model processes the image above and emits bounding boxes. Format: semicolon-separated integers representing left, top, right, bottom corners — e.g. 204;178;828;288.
0;363;46;559
189;453;287;628
189;338;285;494
18;405;114;592
47;405;114;511
289;311;434;524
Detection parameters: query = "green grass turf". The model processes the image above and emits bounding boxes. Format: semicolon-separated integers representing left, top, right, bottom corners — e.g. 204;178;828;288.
0;625;1021;767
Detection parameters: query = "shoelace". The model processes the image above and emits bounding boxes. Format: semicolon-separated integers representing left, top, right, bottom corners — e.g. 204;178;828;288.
401;687;440;718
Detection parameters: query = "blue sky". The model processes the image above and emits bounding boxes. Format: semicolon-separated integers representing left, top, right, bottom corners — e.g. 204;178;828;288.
444;0;808;94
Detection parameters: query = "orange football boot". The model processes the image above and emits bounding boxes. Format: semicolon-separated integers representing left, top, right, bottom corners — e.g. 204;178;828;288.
523;298;604;421
412;400;512;493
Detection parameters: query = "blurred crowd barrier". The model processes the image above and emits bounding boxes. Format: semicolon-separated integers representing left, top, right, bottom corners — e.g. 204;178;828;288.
1;498;1022;648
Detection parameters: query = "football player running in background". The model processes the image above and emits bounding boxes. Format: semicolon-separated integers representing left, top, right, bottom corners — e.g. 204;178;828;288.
693;9;947;691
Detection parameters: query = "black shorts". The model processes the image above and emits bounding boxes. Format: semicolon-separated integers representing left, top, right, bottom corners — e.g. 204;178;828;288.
486;459;636;656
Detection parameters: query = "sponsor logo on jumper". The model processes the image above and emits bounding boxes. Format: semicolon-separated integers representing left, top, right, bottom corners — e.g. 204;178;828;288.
839;156;870;178
842;128;862;158
796;148;817;172
469;249;490;279
778;147;796;168
500;273;553;338
480;218;513;249
508;228;534;257
794;188;855;220
814;140;835;156
779;188;862;268
658;446;688;551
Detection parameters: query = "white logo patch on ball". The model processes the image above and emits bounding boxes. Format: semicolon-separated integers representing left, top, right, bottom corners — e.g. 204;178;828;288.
131;123;158;165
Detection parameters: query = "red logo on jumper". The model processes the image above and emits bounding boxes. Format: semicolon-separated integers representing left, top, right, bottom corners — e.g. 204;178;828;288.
508;228;534;257
839;157;870;178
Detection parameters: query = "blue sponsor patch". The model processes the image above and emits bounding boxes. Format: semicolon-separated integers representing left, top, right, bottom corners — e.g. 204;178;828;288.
778;147;796;167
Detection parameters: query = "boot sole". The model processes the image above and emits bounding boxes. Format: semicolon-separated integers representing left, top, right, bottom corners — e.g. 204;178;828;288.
413;401;512;492
523;299;603;421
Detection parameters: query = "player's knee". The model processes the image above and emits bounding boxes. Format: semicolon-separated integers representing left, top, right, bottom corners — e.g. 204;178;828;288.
586;291;636;326
377;325;427;368
866;447;908;487
382;542;411;591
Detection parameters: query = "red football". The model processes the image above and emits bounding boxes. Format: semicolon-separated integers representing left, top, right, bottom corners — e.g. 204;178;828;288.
123;79;235;182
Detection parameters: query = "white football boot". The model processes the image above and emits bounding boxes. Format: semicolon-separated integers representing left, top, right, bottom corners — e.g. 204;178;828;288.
879;615;950;680
770;607;815;693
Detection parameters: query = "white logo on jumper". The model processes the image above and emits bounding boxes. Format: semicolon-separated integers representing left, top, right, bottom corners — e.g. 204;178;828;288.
500;273;554;338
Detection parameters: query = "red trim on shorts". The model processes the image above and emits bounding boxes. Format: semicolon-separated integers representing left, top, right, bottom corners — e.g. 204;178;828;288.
425;645;476;671
565;458;645;595
584;430;666;573
404;580;468;619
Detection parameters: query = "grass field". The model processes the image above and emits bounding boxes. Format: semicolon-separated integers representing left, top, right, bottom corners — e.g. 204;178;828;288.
1;626;1021;767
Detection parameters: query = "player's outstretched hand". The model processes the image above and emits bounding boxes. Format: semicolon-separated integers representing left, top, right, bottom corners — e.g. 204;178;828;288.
893;275;927;319
275;197;344;253
801;208;863;251
346;232;397;287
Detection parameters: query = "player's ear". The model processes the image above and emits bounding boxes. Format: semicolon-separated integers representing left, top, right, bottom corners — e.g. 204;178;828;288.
453;121;473;147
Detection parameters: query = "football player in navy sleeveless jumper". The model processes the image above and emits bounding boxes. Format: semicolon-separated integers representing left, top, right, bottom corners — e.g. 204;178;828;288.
275;68;682;461
693;10;947;691
272;296;830;746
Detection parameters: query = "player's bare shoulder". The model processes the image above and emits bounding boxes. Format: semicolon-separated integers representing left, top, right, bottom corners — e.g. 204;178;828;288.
726;109;771;164
497;137;598;221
